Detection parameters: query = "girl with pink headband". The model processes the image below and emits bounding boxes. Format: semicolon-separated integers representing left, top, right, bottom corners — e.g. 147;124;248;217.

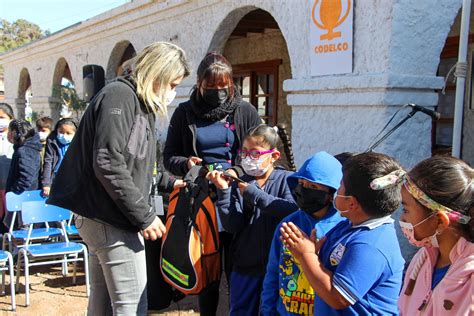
398;156;473;315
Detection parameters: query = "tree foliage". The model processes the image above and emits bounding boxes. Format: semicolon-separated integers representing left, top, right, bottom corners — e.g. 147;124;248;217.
0;19;45;54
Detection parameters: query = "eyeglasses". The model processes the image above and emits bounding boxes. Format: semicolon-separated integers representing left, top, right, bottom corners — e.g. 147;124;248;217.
238;149;274;160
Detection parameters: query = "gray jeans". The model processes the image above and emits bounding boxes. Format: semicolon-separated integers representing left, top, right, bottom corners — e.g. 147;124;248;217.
75;215;147;316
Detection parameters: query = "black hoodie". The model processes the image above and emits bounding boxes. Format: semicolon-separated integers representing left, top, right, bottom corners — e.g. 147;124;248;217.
6;133;42;194
47;77;157;232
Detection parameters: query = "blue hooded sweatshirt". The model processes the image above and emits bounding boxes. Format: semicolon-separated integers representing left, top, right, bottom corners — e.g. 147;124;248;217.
260;151;344;316
216;167;299;276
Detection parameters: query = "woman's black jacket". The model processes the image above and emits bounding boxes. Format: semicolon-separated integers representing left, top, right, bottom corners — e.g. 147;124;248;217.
163;99;261;177
47;77;157;232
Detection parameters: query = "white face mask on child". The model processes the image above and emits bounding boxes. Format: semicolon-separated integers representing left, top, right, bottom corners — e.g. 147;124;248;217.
0;119;10;131
38;131;49;142
241;156;270;177
399;213;440;248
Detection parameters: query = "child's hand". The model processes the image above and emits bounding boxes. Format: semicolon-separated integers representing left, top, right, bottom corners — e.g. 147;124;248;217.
310;228;327;255
173;179;186;189
42;187;51;197
237;182;248;194
280;222;317;260
208;171;231;189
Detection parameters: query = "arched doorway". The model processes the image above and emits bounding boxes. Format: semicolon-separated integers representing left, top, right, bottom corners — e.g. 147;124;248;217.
52;57;76;119
17;68;32;118
210;8;293;128
209;7;293;166
106;41;136;80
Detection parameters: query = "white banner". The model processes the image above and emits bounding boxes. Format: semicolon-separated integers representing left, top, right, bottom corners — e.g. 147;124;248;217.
309;0;353;76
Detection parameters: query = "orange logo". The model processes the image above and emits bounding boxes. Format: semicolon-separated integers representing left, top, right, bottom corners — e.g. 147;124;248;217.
312;0;351;41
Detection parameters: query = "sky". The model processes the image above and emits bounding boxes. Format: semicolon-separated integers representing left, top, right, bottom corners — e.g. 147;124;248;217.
1;0;129;34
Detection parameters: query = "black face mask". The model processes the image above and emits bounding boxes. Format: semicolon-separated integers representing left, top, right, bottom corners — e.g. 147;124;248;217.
294;183;330;215
201;88;228;106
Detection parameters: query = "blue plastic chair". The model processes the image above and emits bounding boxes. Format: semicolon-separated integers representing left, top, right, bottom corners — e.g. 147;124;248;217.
65;213;79;236
0;250;15;311
3;191;62;253
15;201;90;306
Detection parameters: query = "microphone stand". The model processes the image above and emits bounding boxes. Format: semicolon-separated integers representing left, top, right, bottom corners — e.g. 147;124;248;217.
366;108;418;152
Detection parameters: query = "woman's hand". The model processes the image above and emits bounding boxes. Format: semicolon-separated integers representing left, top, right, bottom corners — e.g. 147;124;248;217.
142;216;167;240
42;186;51;197
187;156;202;170
173;179;186;189
280;222;326;261
208;170;231;190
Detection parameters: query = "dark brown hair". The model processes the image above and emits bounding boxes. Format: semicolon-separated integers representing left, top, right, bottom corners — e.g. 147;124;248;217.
343;152;403;217
246;124;296;171
0;103;14;119
409;156;474;242
9;119;35;145
196;52;235;100
36;117;53;130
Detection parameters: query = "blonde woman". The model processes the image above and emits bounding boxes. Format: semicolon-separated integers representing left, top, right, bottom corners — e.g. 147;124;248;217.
48;42;190;315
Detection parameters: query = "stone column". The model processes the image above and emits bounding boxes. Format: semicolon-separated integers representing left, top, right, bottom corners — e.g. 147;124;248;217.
29;96;62;122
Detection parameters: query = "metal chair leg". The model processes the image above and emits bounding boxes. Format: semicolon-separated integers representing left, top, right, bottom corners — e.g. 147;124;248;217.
72;253;78;284
7;253;15;311
62;255;68;277
23;251;29;306
1;270;4;295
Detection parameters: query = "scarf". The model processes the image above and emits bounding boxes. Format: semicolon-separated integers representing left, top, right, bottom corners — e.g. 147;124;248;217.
190;88;240;121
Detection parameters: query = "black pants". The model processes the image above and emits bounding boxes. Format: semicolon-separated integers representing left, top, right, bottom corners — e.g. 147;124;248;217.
198;231;233;316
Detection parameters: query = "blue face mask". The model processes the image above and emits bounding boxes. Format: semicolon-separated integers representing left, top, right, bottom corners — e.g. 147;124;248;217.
57;133;74;145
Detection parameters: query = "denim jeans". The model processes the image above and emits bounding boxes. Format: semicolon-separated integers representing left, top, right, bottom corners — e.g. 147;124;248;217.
76;215;148;316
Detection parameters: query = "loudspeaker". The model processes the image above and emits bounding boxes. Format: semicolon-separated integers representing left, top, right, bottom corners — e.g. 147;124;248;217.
83;64;105;102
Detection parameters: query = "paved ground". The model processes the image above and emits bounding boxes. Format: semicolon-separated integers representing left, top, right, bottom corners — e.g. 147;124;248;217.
0;265;229;315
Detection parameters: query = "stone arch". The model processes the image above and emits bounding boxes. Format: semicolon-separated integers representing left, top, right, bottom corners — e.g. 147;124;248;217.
18;67;32;100
208;7;293;122
52;57;74;96
388;0;462;76
106;40;137;80
207;6;294;164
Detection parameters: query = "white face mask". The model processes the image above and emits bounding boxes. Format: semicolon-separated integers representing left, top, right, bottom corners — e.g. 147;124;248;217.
38;131;49;142
0;119;10;131
163;89;177;106
333;193;351;215
241;155;270;177
57;133;74;145
399;213;440;248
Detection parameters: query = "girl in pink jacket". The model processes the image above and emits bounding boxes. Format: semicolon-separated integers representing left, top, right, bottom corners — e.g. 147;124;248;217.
398;156;473;315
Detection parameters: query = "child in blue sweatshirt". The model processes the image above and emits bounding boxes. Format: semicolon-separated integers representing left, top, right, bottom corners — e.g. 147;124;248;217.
208;124;299;316
260;151;344;315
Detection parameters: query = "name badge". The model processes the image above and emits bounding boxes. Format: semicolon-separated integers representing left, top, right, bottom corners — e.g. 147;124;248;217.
152;195;164;216
330;243;346;266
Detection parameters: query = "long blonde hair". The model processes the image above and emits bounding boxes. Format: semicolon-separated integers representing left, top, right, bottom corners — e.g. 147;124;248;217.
133;42;190;115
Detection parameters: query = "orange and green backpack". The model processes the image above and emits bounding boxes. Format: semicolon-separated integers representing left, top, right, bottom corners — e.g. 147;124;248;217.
160;166;221;295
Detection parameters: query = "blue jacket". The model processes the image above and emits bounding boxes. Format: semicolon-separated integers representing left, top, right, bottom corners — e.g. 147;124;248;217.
41;135;69;187
216;167;299;276
260;151;344;316
6;133;42;194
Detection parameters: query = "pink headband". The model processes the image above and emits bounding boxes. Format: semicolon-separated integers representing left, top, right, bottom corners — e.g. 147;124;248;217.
404;175;471;225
